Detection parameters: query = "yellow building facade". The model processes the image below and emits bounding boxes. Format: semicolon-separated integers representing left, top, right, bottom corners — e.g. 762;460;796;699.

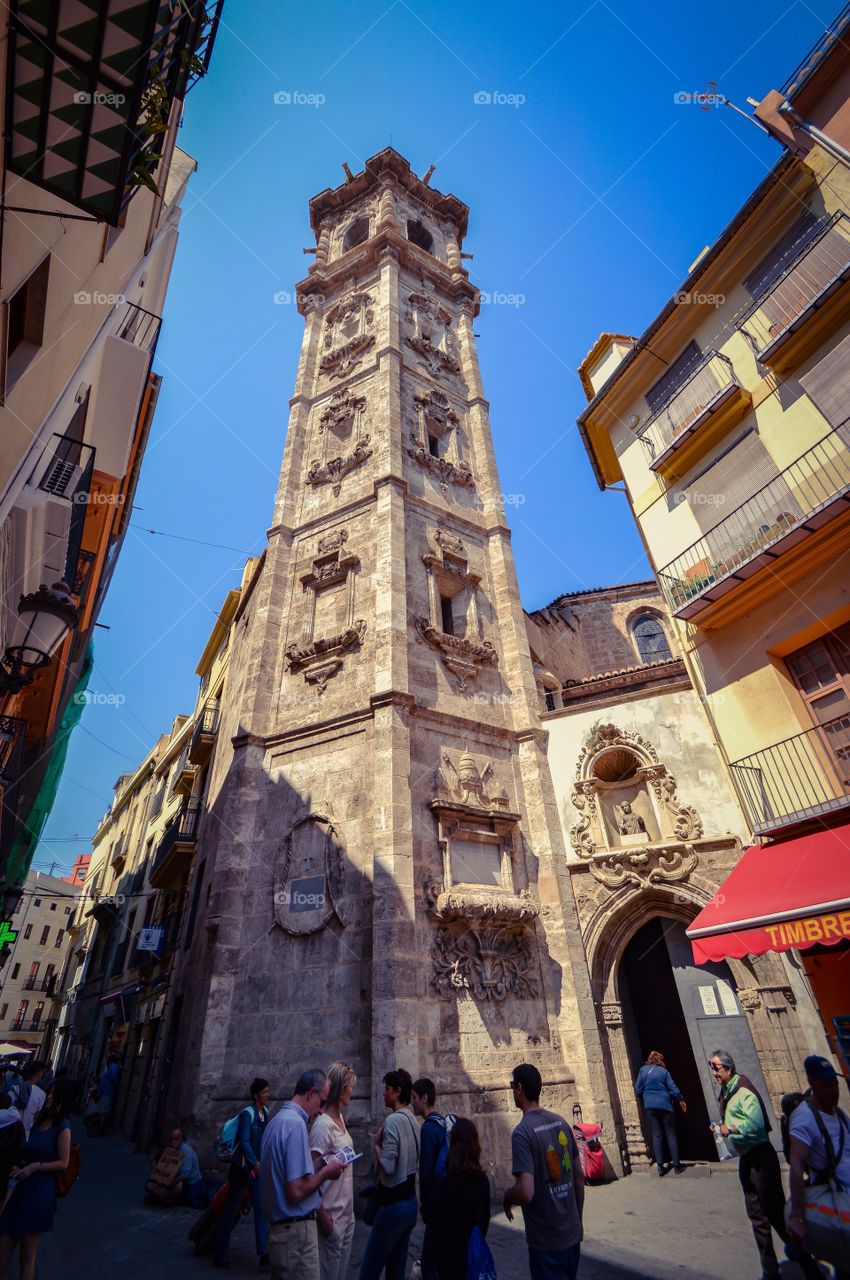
577;20;850;1071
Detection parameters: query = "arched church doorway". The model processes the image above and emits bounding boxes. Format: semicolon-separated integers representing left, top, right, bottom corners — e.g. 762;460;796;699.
618;916;769;1163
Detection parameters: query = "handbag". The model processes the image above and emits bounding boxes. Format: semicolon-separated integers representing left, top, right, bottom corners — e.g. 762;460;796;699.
798;1103;850;1270
467;1225;497;1280
57;1142;82;1197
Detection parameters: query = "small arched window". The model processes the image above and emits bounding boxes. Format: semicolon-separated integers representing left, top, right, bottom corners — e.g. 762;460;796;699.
407;219;434;253
632;615;672;664
342;217;369;252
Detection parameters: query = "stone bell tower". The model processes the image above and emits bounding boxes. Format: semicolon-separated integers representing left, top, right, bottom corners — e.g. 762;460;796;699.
173;149;611;1170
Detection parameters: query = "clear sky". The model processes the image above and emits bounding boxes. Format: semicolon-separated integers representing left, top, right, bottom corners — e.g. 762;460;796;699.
35;0;831;874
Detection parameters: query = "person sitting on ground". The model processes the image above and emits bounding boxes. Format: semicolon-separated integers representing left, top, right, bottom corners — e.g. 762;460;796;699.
145;1128;205;1208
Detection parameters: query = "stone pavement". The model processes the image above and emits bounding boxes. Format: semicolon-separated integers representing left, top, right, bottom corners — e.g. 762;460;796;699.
31;1129;815;1280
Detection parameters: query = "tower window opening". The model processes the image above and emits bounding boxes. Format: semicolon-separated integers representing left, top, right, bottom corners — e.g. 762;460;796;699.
407;220;434;253
342;217;369;252
441;595;455;635
428;434;440;458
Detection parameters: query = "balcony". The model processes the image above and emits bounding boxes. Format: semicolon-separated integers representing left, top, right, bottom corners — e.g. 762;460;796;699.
658;424;850;627
149;802;201;890
739;213;850;372
638;352;752;481
730;714;850;835
23;978;39;990
188;705;219;766
5;1;224;226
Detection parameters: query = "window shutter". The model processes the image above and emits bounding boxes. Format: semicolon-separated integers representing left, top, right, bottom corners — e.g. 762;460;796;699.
801;332;850;435
744;211;822;299
646;341;702;413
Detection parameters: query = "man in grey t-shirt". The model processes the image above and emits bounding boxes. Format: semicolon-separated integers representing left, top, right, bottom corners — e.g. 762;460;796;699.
503;1063;584;1280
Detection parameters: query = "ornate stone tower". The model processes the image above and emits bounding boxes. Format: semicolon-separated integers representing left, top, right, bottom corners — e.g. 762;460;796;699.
173;149;610;1169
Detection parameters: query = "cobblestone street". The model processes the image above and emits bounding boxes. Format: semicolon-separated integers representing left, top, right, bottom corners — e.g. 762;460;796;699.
27;1128;815;1280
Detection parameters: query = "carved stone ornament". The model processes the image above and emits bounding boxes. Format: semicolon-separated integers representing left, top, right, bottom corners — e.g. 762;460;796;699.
284;620;366;693
404;292;461;377
568;723;703;859
308;437;372;495
736;987;762;1012
274;813;345;936
319;388;366;437
435;751;510;811
317;530;348;554
587;845;698;891
407;439;474;493
320;292;375;379
432;924;539;1001
425;877;538;926
415;618;498;690
600;1002;623;1029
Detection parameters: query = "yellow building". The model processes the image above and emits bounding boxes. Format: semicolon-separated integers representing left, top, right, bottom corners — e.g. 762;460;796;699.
577;11;850;1071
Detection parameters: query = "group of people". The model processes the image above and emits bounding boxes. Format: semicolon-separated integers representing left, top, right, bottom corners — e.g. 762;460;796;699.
0;1062;76;1280
204;1060;585;1280
634;1046;850;1279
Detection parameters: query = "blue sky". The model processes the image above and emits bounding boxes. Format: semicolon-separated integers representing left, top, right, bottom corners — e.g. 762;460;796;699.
36;0;832;872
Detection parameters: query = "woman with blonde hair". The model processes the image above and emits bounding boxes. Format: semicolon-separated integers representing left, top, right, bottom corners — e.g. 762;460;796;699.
310;1062;357;1280
634;1050;686;1176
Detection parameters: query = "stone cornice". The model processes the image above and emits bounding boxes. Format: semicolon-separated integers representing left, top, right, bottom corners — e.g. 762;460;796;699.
308;148;470;237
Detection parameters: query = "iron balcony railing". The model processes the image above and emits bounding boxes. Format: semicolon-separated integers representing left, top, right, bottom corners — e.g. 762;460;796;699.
117;301;162;357
196;704;220;737
23;978;39;990
151;801;202;880
782;3;850;98
658;424;850;614
739;213;850;360
730;714;850;834
638;352;742;465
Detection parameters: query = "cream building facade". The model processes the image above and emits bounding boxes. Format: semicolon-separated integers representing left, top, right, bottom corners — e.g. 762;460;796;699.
2;869;79;1051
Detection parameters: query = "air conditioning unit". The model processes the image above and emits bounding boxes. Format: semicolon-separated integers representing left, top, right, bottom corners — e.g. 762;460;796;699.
17;435;88;511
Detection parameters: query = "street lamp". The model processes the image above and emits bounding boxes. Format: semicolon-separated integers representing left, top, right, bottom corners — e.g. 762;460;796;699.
0;579;79;694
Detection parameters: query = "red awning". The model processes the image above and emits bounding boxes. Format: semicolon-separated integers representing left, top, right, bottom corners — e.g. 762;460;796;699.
687;827;850;964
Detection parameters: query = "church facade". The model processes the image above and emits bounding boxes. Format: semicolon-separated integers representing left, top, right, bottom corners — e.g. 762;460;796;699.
165;151;824;1177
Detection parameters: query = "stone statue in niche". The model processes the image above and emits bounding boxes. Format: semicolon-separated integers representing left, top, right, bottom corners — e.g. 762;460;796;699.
616;802;647;837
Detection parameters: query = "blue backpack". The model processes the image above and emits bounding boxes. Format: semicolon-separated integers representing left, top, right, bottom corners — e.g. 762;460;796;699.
432;1112;457;1181
467;1226;497;1280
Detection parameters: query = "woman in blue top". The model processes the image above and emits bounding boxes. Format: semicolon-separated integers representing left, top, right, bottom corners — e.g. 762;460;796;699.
634;1050;686;1176
213;1077;270;1269
0;1078;74;1280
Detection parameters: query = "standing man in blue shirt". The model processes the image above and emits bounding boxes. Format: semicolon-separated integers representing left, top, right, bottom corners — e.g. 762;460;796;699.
260;1068;344;1280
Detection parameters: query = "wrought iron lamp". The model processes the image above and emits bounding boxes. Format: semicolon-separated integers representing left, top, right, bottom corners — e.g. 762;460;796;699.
0;579;79;694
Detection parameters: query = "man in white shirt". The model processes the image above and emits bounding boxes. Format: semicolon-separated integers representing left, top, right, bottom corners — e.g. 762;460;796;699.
19;1062;47;1139
788;1054;850;1251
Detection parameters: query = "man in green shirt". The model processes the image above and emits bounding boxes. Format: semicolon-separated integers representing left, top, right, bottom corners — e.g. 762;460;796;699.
710;1050;821;1280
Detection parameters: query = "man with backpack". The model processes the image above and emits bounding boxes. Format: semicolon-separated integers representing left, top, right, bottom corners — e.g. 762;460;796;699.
412;1077;453;1280
710;1049;822;1280
213;1077;271;1269
787;1054;850;1275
